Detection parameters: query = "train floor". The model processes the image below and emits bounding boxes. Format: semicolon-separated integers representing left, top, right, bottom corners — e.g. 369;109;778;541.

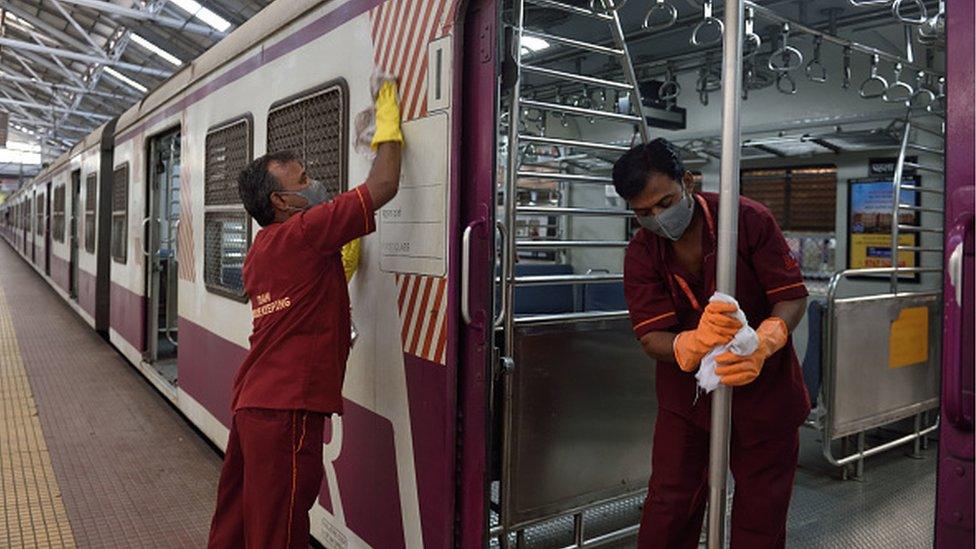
0;240;937;548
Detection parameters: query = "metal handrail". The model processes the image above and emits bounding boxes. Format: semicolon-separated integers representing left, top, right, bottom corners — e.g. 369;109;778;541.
521;29;623;57
517;206;630;217
520;98;642;123
822;268;941;472
524;0;613;20
516;240;629;249
521;64;632;90
515;273;623;286
514;310;628;325
517;171;613;183
519;135;630;152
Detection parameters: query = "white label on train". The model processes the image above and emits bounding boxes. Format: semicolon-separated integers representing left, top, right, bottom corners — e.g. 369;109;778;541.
379;113;449;277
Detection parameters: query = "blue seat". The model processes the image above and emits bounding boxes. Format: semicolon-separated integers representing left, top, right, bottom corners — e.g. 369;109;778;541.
801;299;825;406
583;281;627;312
512;263;576;315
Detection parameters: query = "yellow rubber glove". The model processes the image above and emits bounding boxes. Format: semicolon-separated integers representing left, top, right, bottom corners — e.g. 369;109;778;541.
371;80;404;150
672;301;742;372
715;316;789;386
341;238;361;282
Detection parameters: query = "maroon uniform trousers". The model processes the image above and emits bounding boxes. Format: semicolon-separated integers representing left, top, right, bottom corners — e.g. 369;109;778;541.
636;409;799;549
207;409;326;549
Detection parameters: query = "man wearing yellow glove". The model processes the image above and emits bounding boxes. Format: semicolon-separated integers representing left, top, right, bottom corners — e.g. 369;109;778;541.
208;79;402;549
615;138;809;549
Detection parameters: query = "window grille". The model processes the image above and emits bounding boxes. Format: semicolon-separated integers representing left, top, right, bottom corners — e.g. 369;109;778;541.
53;186;65;243
35;193;44;236
85;174;97;253
111;165;128;264
741;165;837;232
266;83;347;199
204;117;252;299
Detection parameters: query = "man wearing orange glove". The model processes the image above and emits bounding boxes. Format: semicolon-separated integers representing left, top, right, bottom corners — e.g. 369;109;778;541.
616;138;809;549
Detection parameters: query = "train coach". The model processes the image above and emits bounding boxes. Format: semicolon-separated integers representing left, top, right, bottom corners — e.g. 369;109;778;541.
0;0;972;547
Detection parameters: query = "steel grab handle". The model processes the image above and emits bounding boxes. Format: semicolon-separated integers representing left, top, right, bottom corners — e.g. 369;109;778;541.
883;81;914;104
494;221;509;328
658;80;681;102
643;0;677;31
944;213;973;430
690;0;722;47
768;46;803;72
461;223;475;325
892;0;927;25
860;76;888;98
141;217;151;258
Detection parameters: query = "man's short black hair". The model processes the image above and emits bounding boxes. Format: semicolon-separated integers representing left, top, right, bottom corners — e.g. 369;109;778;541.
612;137;687;201
238;150;299;227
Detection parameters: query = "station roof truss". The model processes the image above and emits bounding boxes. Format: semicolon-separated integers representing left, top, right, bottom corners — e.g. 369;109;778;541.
0;0;273;158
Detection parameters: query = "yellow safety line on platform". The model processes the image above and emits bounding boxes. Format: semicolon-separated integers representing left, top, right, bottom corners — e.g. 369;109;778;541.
0;282;76;548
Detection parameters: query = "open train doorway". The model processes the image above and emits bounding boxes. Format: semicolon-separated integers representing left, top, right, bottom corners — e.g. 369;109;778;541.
69;170;81;300
44;182;51;276
144;129;181;385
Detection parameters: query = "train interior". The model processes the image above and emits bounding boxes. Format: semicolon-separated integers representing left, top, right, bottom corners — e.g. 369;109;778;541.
145;129;182;384
488;0;948;546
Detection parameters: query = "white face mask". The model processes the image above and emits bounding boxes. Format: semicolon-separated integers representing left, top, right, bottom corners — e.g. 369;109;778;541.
277;179;329;213
635;189;695;241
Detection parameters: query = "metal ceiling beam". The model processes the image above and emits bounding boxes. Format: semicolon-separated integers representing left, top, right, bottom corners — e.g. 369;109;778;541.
54;0;229;37
48;0;111;59
7;114;91;133
0;65;137;101
0;36;172;77
0;97;112;120
0;1;100;56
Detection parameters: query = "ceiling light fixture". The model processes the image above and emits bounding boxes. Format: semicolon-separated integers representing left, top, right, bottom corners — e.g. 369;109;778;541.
169;0;231;32
131;34;183;67
104;67;148;93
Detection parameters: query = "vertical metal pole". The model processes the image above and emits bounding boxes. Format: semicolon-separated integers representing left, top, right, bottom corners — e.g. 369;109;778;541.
707;1;744;548
891;117;911;294
500;0;524;544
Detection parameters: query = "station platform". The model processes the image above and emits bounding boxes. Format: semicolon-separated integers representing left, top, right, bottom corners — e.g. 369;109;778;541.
0;239;939;548
0;242;221;548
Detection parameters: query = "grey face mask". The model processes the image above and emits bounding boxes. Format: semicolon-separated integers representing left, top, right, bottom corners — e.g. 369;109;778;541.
279;179;329;212
636;189;695;241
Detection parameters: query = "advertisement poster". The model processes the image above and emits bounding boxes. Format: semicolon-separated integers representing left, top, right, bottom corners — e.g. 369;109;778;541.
847;177;920;275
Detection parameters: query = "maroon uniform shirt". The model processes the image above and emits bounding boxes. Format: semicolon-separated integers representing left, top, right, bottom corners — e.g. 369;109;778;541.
231;185;375;415
624;192;810;437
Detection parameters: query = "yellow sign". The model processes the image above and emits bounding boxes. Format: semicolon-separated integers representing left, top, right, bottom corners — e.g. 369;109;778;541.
888;307;929;368
850;233;917;270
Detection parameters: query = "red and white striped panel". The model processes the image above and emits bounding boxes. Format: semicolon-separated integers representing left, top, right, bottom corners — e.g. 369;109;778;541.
395;273;448;365
369;0;458;121
178;122;196;282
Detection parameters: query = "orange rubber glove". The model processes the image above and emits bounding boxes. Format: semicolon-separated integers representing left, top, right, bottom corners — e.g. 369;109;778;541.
672;301;743;373
714;316;789;386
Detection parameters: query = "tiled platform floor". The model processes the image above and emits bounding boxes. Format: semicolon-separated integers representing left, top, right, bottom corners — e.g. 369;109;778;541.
0;241;222;548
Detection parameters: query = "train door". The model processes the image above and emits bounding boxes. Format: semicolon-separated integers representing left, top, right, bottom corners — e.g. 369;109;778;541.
44;183;51;276
488;0;658;542
144;129;181;383
70;170;81;300
935;0;974;544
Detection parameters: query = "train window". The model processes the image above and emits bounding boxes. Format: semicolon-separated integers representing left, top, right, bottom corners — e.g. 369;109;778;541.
36;194;44;236
53;186;66;243
111;165;128;264
204;116;253;300
741;166;837;232
266;81;347;200
85;174;97;253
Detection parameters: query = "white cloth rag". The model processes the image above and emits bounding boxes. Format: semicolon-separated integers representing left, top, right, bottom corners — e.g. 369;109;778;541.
695;292;758;393
353;68;398;156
